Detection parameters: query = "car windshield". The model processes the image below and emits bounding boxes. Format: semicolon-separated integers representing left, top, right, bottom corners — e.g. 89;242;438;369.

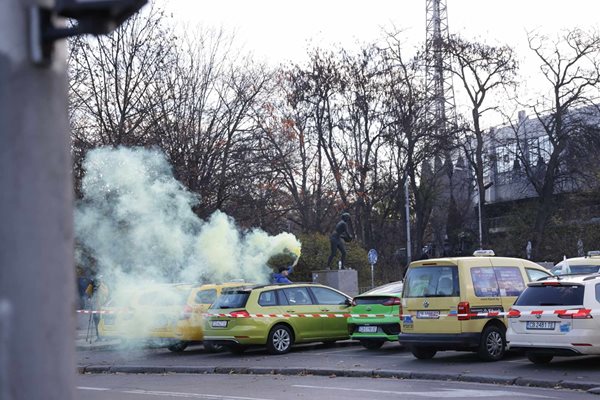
551;264;600;275
403;265;458;298
514;285;585;306
361;281;403;295
211;289;250;309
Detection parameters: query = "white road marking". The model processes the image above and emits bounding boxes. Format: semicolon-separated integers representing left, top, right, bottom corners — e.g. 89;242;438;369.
77;386;110;391
122;389;273;400
292;385;554;398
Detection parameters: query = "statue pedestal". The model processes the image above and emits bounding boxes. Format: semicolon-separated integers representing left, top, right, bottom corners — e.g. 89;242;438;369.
312;269;358;297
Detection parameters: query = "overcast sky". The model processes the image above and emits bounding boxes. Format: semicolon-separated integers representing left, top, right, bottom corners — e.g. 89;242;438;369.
163;0;600;66
160;1;600;124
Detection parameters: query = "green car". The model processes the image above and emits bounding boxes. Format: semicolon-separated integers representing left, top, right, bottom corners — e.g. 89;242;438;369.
203;283;352;355
348;281;403;349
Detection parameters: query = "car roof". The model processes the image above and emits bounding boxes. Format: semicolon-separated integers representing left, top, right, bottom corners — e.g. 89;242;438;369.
555;256;600;266
409;256;540;266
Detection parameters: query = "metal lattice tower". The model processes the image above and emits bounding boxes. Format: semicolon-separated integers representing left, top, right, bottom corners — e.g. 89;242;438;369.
425;0;457;257
425;0;456;136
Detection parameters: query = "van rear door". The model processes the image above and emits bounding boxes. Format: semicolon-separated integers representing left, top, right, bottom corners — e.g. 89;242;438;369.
401;264;461;334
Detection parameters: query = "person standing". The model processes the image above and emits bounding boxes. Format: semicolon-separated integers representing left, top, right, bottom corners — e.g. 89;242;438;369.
85;275;109;341
326;212;354;269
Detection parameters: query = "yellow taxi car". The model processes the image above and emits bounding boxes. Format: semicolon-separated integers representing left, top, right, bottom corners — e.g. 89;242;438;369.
99;281;248;352
398;250;551;361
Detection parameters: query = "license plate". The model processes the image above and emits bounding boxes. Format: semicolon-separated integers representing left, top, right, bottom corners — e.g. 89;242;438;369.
526;321;555;330
358;325;378;333
211;320;228;328
417;310;440;319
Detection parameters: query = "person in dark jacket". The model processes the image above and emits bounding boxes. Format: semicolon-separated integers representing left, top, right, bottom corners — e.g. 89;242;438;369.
272;265;294;284
326;212;354;269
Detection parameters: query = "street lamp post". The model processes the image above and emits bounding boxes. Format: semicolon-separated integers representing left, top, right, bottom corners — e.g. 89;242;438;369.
405;177;412;265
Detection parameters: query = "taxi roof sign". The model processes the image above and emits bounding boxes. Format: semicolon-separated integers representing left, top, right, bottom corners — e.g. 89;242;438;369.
473;249;495;257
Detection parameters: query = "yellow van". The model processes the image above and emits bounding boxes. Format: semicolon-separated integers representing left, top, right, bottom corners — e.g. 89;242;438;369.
398;250;551;361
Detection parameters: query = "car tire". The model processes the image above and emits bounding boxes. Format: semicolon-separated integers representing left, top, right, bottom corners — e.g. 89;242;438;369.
360;340;385;350
478;325;506;361
411;346;437;359
266;324;294;355
227;344;247;355
203;341;224;353
167;341;189;353
527;352;553;364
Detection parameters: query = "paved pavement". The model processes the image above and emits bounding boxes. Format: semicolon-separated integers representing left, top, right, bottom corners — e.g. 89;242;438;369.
75;329;600;395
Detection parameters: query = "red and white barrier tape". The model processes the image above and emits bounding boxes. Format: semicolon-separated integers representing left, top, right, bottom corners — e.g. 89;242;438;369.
76;308;593;318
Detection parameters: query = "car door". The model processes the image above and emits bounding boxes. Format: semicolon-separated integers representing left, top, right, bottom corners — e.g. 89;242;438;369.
309;286;351;339
280;286;321;341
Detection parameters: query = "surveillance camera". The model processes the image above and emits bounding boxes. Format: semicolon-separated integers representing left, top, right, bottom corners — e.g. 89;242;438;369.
55;0;148;35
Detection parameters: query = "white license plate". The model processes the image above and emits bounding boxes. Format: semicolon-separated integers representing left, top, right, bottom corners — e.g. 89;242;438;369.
417;310;440;319
526;321;555;330
358;325;378;333
211;320;228;328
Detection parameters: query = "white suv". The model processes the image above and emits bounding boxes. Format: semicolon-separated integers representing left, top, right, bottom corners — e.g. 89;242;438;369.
506;274;600;364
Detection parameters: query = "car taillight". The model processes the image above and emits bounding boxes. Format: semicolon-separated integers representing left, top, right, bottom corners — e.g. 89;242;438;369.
399;303;403;319
507;308;521;318
383;297;402;306
557;309;592;319
457;301;470;321
179;305;193;320
230;310;250;318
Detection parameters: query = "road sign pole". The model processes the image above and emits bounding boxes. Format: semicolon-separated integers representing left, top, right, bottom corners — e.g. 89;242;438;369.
370;264;374;289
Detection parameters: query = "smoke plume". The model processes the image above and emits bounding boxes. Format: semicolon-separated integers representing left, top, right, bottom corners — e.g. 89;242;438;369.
75;146;301;286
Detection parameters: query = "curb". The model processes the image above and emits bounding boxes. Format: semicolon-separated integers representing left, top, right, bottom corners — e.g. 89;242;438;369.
79;365;600;393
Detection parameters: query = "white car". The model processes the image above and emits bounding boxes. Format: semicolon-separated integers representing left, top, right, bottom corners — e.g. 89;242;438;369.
506;274;600;364
550;251;600;275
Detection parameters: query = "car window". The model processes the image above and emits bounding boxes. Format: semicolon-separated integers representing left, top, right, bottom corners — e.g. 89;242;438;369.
403;266;458;297
494;267;526;296
515;284;585;306
282;287;313;305
552;264;600;275
362;281;403;295
195;289;217;304
310;287;347;305
595;284;600;303
211;289;250;309
258;290;278;307
471;266;526;297
526;268;550;281
471;267;500;297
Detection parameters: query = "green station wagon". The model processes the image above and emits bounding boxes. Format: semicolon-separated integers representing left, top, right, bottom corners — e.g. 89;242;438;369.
348;280;403;349
203;283;352;354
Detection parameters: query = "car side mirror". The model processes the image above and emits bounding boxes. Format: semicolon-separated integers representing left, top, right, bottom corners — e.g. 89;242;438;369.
344;298;352;307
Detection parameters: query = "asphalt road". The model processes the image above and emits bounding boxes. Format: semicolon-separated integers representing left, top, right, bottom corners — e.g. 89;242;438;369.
77;373;599;399
77;340;600;393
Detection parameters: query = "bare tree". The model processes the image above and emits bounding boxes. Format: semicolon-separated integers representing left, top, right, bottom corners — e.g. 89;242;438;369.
515;29;600;257
445;35;518;247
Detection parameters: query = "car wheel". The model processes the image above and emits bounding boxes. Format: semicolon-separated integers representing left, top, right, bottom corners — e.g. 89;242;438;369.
266;324;293;355
203;341;224;353
167;341;189;353
411;346;437;359
360;340;385;350
227;344;247;355
478;325;506;361
527;352;553;364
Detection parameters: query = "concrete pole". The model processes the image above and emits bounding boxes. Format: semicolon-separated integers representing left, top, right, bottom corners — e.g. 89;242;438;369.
0;0;75;399
405;178;412;265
